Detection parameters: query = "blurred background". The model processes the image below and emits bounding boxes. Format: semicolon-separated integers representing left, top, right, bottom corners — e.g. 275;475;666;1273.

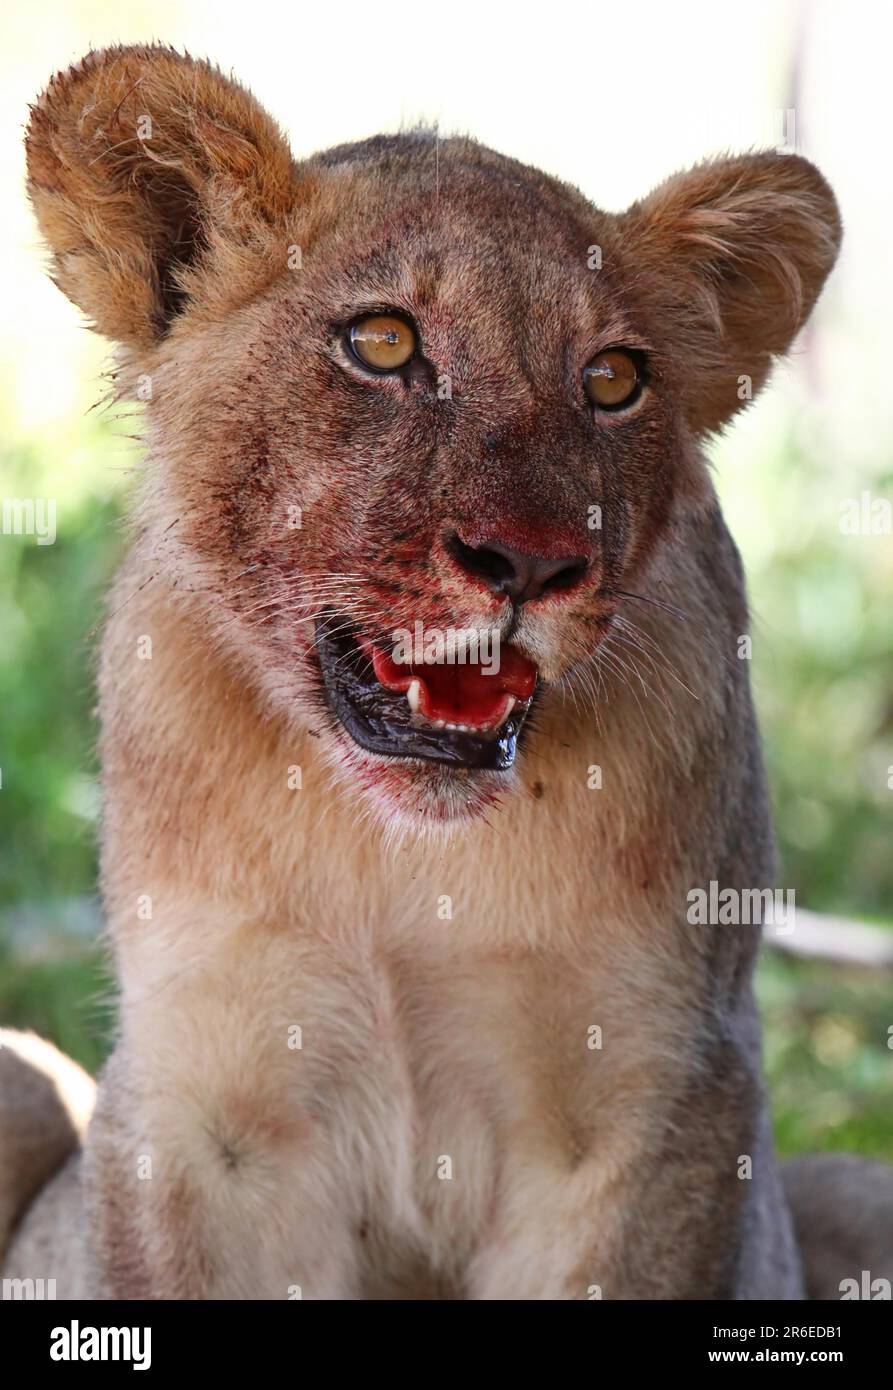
1;0;890;1154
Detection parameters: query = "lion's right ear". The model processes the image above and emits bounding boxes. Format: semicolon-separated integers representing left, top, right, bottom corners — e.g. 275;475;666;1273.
25;46;297;349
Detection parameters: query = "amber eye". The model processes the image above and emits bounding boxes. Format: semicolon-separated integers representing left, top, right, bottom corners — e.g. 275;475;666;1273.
583;349;641;409
348;314;417;371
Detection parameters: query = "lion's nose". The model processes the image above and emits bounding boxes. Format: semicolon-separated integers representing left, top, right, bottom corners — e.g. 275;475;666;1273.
446;532;590;604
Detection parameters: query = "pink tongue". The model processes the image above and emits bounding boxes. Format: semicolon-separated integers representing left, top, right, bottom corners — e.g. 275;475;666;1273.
370;643;537;728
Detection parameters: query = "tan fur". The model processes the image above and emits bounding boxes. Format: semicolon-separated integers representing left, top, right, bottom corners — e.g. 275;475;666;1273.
4;45;887;1300
0;1031;94;1257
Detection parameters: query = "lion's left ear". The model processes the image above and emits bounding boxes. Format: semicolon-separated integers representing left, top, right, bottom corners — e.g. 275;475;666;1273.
617;152;842;435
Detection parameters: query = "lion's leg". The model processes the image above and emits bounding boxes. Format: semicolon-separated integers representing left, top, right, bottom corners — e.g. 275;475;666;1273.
784;1154;893;1300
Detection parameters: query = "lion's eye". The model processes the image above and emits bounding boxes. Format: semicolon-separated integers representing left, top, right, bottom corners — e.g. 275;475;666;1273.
348;314;417;371
583;349;641;409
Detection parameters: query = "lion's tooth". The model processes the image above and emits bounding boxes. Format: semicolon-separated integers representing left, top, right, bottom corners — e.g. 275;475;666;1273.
498;696;516;727
406;679;422;714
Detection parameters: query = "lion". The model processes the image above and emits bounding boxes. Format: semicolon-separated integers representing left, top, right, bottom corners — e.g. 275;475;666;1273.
2;44;891;1299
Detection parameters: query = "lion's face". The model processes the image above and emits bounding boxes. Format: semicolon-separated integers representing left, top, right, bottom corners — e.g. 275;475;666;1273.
155;139;689;823
26;50;841;826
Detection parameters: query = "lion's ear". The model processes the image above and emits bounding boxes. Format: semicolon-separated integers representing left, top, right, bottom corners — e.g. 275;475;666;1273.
25;46;297;349
618;152;842;435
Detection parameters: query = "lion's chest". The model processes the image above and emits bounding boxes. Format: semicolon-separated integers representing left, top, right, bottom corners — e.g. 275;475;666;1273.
119;887;678;1296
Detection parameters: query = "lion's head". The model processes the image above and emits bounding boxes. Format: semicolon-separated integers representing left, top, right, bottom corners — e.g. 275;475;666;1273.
26;47;840;825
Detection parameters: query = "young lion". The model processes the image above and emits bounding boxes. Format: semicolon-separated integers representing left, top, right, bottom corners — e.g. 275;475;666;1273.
3;45;891;1300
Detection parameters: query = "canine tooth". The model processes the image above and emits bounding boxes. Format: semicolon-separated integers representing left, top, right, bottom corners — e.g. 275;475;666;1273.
434;720;445;729
498;696;516;727
406;679;422;714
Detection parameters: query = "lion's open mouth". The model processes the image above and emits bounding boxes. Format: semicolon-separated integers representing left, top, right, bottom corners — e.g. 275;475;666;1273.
315;614;537;769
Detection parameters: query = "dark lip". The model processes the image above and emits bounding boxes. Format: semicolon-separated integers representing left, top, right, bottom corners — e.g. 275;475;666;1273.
314;614;534;771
